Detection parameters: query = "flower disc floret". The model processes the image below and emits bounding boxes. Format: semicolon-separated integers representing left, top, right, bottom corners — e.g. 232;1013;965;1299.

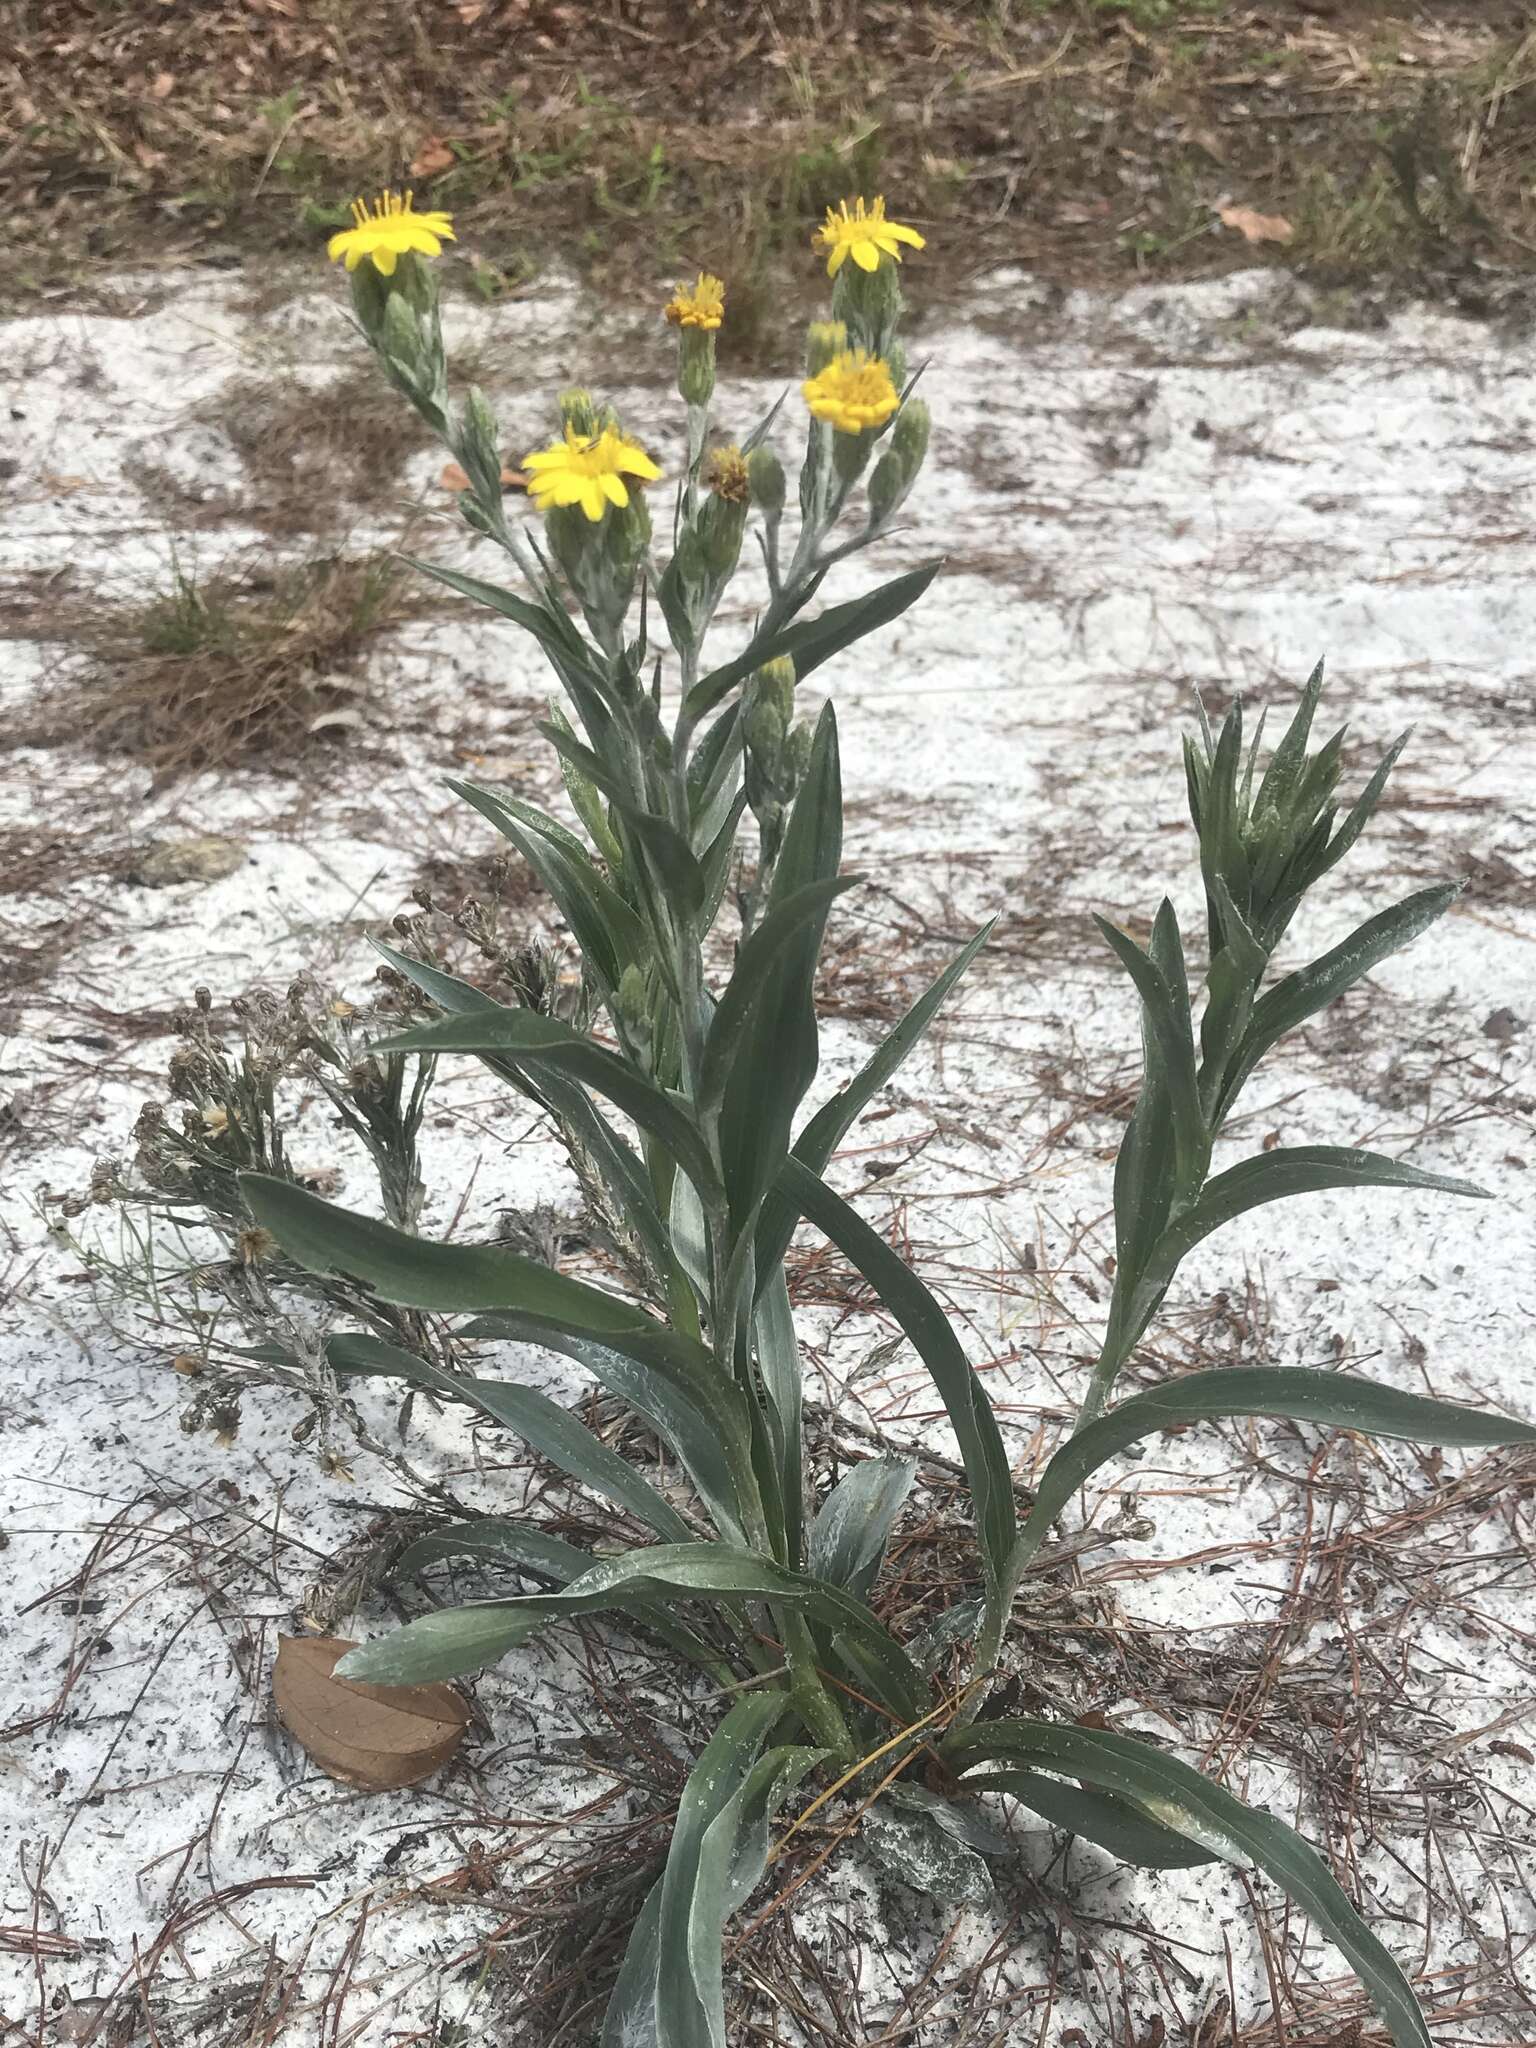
665;273;725;330
801;350;900;435
812;196;925;277
522;424;663;523
327;189;456;276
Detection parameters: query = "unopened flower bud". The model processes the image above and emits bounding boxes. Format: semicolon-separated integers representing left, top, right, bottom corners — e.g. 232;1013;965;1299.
616;964;651;1043
678;328;716;408
457;385;504;504
746;699;787;763
892;396;930;475
833;421;876;484
782;720;815;785
753;656;796;727
805;321;848;377
559;387;599;436
747;444;786;515
866;449;904;527
381;290;424;372
674;525;707;587
699;490;747;577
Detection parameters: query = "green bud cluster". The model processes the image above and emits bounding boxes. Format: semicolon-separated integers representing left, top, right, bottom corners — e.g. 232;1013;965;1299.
548;486;652;644
743;657;812;876
350;252;449;434
1186;663;1382;955
831;255;903;360
866;396;930;529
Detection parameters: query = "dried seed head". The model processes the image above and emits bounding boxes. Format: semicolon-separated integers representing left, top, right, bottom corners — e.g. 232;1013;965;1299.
237;1226;276;1266
703;444;750;505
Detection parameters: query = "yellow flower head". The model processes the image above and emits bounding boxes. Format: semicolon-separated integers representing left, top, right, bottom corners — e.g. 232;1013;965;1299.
522;424;663;523
813;196;925;277
327;190;456;276
802;350;900;435
665;273;725;330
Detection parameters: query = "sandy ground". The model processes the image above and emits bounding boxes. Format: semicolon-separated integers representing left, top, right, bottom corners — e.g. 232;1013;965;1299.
1;264;1534;2045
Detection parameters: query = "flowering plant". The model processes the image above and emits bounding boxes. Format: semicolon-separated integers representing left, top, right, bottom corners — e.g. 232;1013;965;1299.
231;193;1535;2044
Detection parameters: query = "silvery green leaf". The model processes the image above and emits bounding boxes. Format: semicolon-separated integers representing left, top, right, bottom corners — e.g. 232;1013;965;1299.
239;1173;647;1331
947;1717;1430;2048
324;1332;694;1542
754;919;993;1291
779;1158;1016;1595
862;1803;993;1909
807;1453;916;1599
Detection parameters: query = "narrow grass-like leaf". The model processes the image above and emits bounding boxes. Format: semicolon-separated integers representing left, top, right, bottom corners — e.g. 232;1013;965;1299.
946;1716;1430;2048
656;1698;795;2048
371;940;683;1285
781;1158;1015;1591
1253;656;1325;821
963;1769;1219;1869
685;560;942;717
687;701;744;848
394;1517;593;1582
717;706;841;1229
402;554;590;668
394;1517;731;1677
538;718;704;913
1304;729;1410;887
324;1332;694;1542
752;1270;805;1571
462;1311;756;1546
239;1173;649;1331
699;787;749;927
337;1543;930;1720
1144;1146;1489;1300
370;1007;723;1202
449;777;648;991
699;877;857;1111
610;1706;821;2048
1095;910;1204;1196
753;919;993;1291
547;702;624;868
1223;884;1458;1114
1013;1364;1533;1580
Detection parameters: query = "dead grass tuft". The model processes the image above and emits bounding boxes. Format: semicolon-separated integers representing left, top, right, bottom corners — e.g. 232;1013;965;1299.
75;551;413;778
196;365;436;533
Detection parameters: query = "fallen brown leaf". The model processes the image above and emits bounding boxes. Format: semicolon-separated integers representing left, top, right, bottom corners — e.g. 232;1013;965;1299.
1217;204;1293;246
411;135;456;178
273;1635;468;1790
440;460;527;492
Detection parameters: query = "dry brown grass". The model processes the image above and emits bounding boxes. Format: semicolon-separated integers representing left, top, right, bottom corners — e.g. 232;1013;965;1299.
190;365;437;534
5;3;1536;336
66;551;416;779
